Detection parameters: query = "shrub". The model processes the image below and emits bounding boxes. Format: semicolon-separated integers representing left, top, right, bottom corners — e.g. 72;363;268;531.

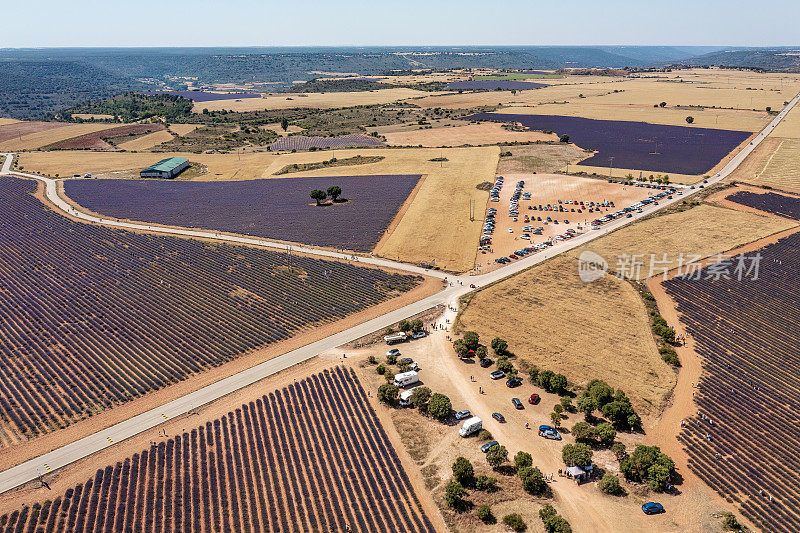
410;387;431;409
377;383;398;404
528;366;540;383
475;345;488;359
550;373;568;394
553;404;563;414
562;443;593;468
550;411;562;428
571;421;597;443
410;318;423;332
376;364;386;375
611;442;628;461
384;370;395;383
474;474;498;492
397;319;410;332
620;445;675;492
476;504;493;523
367;355;378;365
559;134;570;143
503;513;527;532
486;444;509;468
463;331;480;351
514;451;533;469
519;466;547;495
496;357;514;373
538;370;555;390
722;512;743;531
427;393;452;420
540;505;572;533
659;346;680;366
386;353;397;365
599;474;625;496
491;337;508;355
477;429;493;441
444;479;467;509
560;396;574;412
453;339;469;357
452;457;474;485
685;116;694;124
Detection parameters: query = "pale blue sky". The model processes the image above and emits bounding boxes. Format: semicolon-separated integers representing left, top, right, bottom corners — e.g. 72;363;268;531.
2;0;797;48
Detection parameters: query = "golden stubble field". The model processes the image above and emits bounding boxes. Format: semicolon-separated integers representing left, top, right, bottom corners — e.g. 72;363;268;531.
458;255;675;416
381;122;556;146
572;203;797;275
115;129;175;151
738;137;800;193
193;88;437;112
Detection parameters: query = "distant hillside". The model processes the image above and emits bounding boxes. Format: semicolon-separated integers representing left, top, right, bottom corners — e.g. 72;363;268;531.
677;48;800;71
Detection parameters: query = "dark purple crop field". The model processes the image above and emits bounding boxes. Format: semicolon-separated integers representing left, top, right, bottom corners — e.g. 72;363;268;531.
664;232;800;533
469;112;751;175
142;90;262;102
64;174;421;252
447;80;547;91
0;368;435;533
269;133;384;151
726;190;800;220
0;177;420;442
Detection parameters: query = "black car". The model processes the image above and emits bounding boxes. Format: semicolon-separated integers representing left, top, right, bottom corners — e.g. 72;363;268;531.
506;377;523;388
479;358;493;368
492;412;506;423
512;398;523;410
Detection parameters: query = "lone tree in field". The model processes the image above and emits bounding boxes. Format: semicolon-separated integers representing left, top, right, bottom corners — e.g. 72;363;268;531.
310;189;327;205
280;117;289;131
327;185;342;201
685;116;694;124
452;457;475;485
659;101;667;108
559;134;570;143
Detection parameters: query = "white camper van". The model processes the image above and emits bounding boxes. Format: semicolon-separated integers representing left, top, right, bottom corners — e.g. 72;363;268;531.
398;387;417;407
459;416;482;437
393;371;419;388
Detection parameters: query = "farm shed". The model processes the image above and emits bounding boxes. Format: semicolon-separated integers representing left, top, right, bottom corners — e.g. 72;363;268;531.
140;157;190;179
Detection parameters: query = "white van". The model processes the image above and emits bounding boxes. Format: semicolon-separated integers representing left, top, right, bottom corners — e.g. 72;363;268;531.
399;388;417;407
459;416;483;437
393;371;420;388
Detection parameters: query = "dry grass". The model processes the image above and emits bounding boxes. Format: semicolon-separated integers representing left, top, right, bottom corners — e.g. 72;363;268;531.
259;122;304;136
168;123;202;136
569;164;704;185
193;88;434;112
495;143;591;174
458;256;674;415
0;123;116;151
116;129;175;151
739;137;800;193
382;122;556;146
771;104;800;138
0;118;20;126
572;203;797;275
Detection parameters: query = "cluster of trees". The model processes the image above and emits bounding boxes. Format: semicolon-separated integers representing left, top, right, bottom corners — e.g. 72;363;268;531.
619;445;676;492
562;443;593;469
528;367;568;395
539;505;572;533
577;379;641;431
517;450;548;496
641;291;680;366
309;185;343;206
446;457;500;514
395;318;424;334
571;421;616;446
65;93;194;122
376;382;452;420
453;332;512;361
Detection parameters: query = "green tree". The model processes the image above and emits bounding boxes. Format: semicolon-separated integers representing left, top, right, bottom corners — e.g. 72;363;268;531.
491;337;508;355
310;189;327;205
559;134;570;143
549;372;567;394
453;339;469;357
540;505;572;533
560;396;574;412
477;429;493;441
486;444;509;468
646;463;672;492
444;479;467;509
514;451;533;469
376;364;386;375
410;318;424;333
599;474;625;496
620;445;675;491
385;353;397;365
722;512;743;531
611;442;628;461
519;466;547;495
503;513;527;532
538;370;555;390
528;366;540;383
326;185;342;201
596;423;616;446
571;421;597;443
280;117;289;131
427;393;452;420
397;319;410;332
476;504;493;523
463;331;480;351
685;116;694;124
410;387;431;409
562;443;593;468
577;395;597;418
475;345;488;360
474;475;498;492
452;457;474;485
377;383;398;404
586;379;614;407
496;357;513;373
550;411;562;428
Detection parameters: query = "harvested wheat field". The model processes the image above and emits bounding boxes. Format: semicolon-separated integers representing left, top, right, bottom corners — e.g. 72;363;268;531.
194;88;434;112
495;143;588;174
0;123;115;151
168;123;202;136
0;120;64;143
382;122;556;146
572;203;797;276
116;129;175;151
738;137;800;193
770;103;800;138
458;256;674;415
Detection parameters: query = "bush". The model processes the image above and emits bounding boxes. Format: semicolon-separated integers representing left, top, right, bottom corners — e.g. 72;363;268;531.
397;319;410;332
553;404;563;415
519;466;547;495
496;357;514;373
491;337;508;355
410;387;431;409
486;444;509;468
444;479;467;509
562;443;593;468
386;353;397;365
384;370;395;383
620;445;675;492
503;513;527;532
559;134;570;143
571;421;597;443
474;474;498;492
550;411;562;428
660;347;680;366
550;373;568;394
476;504;493;523
477;429;493;441
599;474;625;496
452;457;474;485
463;331;480;351
538;370;555;390
376;364;386;375
528;366;540;383
560;396;575;412
722;512;743;531
367;355;378;365
410;318;423;333
611;442;628;461
377;383;398;404
514;451;533;469
475;345;488;359
427;393;452;420
453;339;469;357
540;505;572;533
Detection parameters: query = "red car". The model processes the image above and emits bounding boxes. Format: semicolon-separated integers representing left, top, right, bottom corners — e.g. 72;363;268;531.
529;393;540;405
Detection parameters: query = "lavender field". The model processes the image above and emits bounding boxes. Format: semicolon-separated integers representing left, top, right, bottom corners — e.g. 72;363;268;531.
727;190;800;220
447;80;547;91
65;174;421;252
269;134;384;151
469;112;751;175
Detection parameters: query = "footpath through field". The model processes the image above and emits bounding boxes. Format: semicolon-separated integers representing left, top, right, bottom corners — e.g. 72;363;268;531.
0;89;797;494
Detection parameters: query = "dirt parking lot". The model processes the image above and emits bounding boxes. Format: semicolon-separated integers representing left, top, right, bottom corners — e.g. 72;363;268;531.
476;172;655;273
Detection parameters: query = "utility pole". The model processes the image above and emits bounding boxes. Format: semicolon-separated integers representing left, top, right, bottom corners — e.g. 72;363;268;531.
608;156;614;179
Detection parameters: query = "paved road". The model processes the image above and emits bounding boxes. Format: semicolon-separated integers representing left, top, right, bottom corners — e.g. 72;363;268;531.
0;89;796;493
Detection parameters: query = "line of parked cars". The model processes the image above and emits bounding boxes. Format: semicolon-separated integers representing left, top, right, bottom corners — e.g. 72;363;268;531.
588;189;675;230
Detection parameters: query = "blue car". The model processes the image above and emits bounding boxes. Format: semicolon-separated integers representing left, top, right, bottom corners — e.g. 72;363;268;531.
481;441;500;453
642;502;665;515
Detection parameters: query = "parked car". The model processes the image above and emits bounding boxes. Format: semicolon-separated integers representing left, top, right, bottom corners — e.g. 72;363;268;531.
512;398;523;410
481;440;499;453
529;393;540;404
490;370;506;380
399;357;413;366
455;410;472;420
411;331;427;339
386;348;400;357
492;412;506;423
641;502;665;515
506;377;523;388
480;358;493;368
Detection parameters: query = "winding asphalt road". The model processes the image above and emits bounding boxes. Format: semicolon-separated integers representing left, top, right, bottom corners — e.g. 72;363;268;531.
0;89;796;493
